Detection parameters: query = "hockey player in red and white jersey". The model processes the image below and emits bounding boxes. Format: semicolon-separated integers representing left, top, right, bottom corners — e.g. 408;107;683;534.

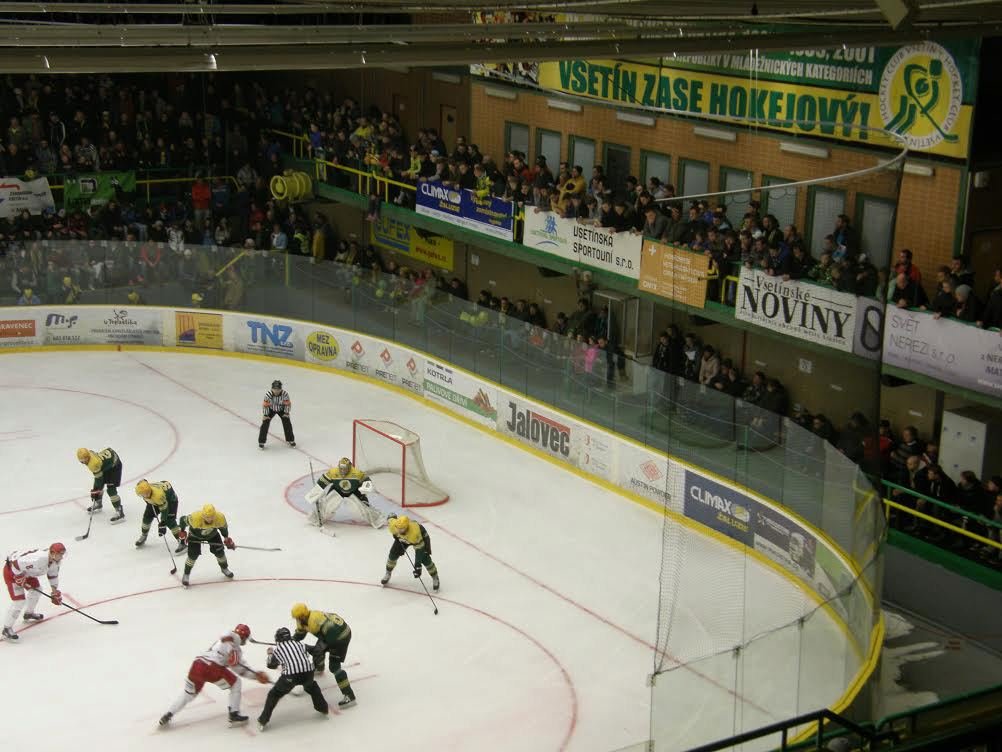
2;542;65;641
158;624;270;728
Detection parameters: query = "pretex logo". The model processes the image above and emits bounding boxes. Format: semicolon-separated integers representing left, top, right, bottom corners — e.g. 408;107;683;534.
344;339;370;375
880;42;962;151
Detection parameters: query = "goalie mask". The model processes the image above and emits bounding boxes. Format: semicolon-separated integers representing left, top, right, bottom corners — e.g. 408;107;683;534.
337;457;352;476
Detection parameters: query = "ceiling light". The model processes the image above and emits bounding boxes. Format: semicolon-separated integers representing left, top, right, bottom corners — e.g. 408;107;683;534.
485;85;517;101
547;98;582;113
693;125;736;142
432;72;461;85
779;141;830;159
617;111;655;127
206;53;217;70
903;161;934;177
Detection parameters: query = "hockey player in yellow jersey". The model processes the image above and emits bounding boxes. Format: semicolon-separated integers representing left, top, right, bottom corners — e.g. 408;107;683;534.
135;480;187;554
381;515;440;591
77;447;125;523
177;504;236;588
290;602;357;708
304;457;386;529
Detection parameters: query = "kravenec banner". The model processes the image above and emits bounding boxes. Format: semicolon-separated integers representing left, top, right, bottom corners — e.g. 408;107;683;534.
0;177;56;219
736;268;857;353
883;308;1002;396
0;315;40;347
415;183;514;241
522;210;642;279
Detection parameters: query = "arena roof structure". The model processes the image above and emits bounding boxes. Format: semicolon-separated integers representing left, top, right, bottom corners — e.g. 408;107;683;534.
0;0;997;71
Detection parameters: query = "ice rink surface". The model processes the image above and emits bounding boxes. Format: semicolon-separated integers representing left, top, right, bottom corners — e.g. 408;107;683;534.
0;351;851;751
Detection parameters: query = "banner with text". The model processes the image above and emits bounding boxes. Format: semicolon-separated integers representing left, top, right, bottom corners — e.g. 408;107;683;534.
176;311;223;350
62;171;137;212
498;394;582;464
526;41;977;158
234;315;302;361
79;307;162;345
423;359;497;427
638;239;710;307
882;308;1002;397
736;268;857;353
0;315;40;347
523;211;642;279
0;177;56;219
415;183;514;241
369;215;455;271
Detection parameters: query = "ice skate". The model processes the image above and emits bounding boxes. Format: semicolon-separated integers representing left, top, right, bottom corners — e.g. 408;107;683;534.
158;712;172;728
174;541;187;554
258;443;265;449
22;612;44;622
288;441;296;448
432;575;440;592
257;720;267;732
338;694;356;709
380;569;392;586
86;501;103;513
135;534;147;547
2;627;19;641
228;710;248;725
181;573;190;587
221;567;234;579
109;507;125;524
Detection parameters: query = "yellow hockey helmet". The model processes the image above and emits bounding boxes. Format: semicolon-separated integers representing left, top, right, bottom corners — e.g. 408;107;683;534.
390;515;410;535
201;504;216;522
337;457;352;476
76;447;91;464
135;480;153;499
291;602;309;620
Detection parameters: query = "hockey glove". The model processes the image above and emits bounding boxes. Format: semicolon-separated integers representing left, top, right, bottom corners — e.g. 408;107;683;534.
413;565;423;579
359;480;374;495
177;530;188;542
224;537;235;550
158;524;167;537
255;671;270;684
90;489;102;501
13;574;26;587
51;589;62;606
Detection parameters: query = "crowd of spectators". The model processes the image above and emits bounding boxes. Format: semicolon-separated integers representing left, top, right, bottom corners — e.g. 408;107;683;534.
1;73;999;561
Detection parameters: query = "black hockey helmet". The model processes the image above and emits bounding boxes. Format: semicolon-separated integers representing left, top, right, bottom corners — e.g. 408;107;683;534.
275;626;292;642
271;379;282;390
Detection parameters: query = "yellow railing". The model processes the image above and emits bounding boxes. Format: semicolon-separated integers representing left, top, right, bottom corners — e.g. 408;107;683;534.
47;174;241;206
882;498;1002;553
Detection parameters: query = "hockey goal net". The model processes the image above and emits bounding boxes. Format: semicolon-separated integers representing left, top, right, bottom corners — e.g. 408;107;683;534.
352;419;449;507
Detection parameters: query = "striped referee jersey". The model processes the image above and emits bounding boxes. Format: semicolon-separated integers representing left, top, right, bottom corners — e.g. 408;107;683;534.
263;389;291;416
269;640;315;675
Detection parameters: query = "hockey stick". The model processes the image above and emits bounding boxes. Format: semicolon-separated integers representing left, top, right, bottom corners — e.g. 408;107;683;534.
75;499;96;541
403;549;438;615
235;545;282;552
153;510;179;575
31;588;119;625
309;459;336;538
250;637;276;646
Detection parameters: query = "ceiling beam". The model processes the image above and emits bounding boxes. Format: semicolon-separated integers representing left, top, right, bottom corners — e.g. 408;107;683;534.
0;22;995;73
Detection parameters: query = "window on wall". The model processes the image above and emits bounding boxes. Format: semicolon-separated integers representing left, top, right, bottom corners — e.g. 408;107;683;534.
641;151;671;188
720;167;753;214
603;143;632;195
569;135;596;176
807;187;846;254
535;129;561;170
505;121;530;157
763;176;797;231
856;195;897;269
679;159;710;198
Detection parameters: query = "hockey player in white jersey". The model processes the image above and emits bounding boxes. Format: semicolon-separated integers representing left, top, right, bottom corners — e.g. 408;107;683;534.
158;624;270;728
305;457;386;529
2;542;65;641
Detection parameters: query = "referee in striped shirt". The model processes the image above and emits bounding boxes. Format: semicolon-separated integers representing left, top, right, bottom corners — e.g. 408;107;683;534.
257;627;329;730
259;380;295;449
